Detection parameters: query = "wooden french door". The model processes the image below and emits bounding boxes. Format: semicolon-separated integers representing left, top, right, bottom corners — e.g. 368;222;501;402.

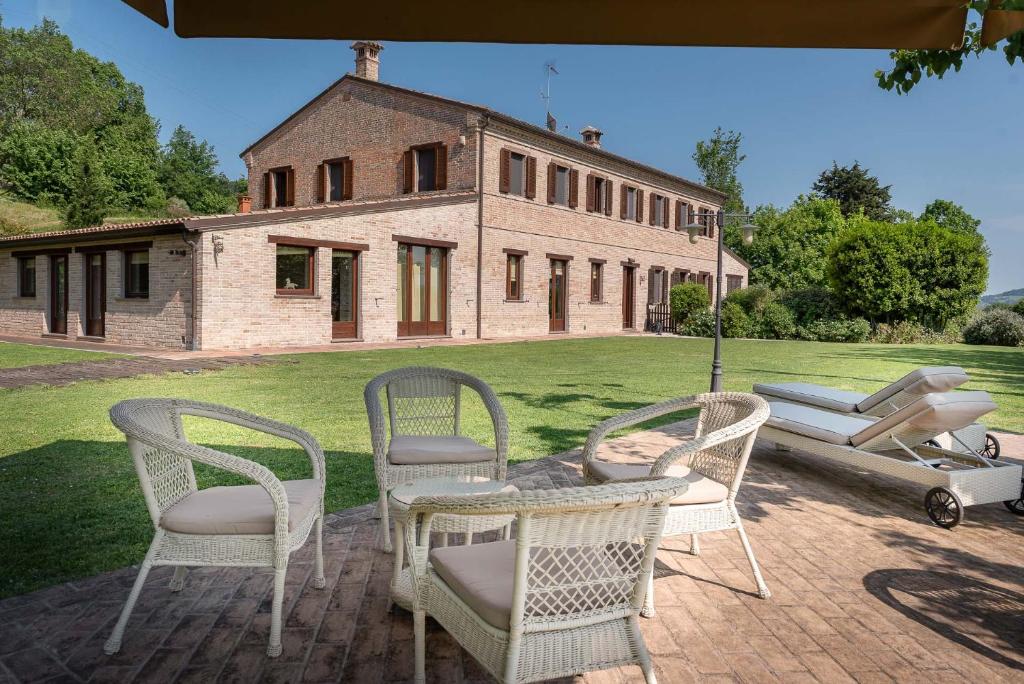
84;252;106;337
49;254;68;335
622;265;636;329
397;243;447;337
549;259;567;332
331;250;358;339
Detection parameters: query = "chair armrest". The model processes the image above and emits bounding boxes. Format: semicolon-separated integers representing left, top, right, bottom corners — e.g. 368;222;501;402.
363;377;390;483
459;375;510;479
582;396;701;477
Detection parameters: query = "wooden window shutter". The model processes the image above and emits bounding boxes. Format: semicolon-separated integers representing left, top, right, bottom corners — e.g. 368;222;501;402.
604;179;613;216
620;185;628;219
636;189;644;223
585;173;595;212
285;167;295;206
707;209;715;238
649;193;656;226
402;150;414;193
688;204;696;226
525;155;537;199
435;144;448;190
647;268;656;304
262;172;271;208
674;200;681;228
316;163;325;203
569;169;579;208
546;162;556;203
343;158;354;200
663;198;670;227
499;148;511;193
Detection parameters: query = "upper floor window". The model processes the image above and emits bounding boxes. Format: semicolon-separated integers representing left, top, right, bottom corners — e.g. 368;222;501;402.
318;157;353;202
546;163;577;207
17;257;35;297
276;244;315;295
263;166;294;208
586;174;612;215
675;200;691;229
499;148;536;198
505;251;524;300
124;250;150;298
509;152;526;195
621;186;639;221
650;194;669;228
403;142;448;193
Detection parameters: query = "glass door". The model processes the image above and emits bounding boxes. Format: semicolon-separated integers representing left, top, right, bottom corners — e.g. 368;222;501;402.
50;254;68;335
397;243;447;337
85;252;105;337
331;250;358;339
622;265;635;329
549;259;567;332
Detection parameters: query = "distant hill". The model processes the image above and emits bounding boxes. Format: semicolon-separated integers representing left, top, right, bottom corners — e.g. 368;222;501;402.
981;289;1024;307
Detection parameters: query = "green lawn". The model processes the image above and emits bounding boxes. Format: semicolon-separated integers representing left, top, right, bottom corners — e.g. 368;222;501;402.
1;336;1022;598
0;341;128;369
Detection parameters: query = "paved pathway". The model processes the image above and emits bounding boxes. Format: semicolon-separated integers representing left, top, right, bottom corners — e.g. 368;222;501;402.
0;422;1022;683
0;356;270;389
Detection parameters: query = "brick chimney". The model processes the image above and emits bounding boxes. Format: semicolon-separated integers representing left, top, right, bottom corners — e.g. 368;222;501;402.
237;194;251;214
351;41;383;81
580;126;603;148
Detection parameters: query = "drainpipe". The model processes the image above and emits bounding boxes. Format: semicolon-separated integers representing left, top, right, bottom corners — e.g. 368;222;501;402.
181;229;200;351
475;115;490;339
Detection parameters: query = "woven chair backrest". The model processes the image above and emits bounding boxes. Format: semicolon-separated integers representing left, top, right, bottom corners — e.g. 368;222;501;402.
387;374;460;436
688;394;764;495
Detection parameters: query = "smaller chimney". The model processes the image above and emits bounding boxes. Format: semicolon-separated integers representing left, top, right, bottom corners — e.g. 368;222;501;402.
237;194;251;214
580;126;603;148
351;41;383;81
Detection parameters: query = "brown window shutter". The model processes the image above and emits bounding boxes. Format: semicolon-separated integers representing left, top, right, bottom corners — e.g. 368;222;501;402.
262;172;271;208
569;169;579;208
649;194;656;226
525;155;537;199
663;199;670;228
285;167;295;206
620;185;627;219
688;204;696;226
707;209;715;238
674;200;681;228
498;148;511;193
343;158;354;200
316;164;325;203
435;144;448;190
636;189;644;223
585;173;595;212
546;162;556;203
403;150;414;193
604;179;613;215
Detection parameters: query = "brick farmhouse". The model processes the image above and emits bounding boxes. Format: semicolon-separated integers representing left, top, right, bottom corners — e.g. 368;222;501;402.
0;42;748;351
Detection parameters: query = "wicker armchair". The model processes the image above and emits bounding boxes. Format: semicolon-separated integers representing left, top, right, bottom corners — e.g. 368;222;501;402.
583;392;771;613
105;398;326;658
364;366;509;551
405;478;690;684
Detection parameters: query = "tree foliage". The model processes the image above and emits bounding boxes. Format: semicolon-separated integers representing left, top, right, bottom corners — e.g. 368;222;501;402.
812;161;893;220
920;199;982;235
63;143;110;229
669;283;710;325
692;127;746;216
158;125;241;215
875;1;1024;95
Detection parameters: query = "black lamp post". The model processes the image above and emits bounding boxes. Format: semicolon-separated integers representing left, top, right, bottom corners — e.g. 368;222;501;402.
683;210;758;392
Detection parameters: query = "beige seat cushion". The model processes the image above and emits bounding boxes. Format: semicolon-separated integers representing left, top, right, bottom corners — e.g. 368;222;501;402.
765;402;873;446
849;391;996;448
587;462;729;505
160;479;321;535
387;435;495;465
856;366;968;413
754;382;866;414
431;541;516;629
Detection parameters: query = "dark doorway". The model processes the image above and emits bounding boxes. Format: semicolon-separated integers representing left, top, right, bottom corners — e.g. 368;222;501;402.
49;254;68;335
549;259;567;332
84;252;105;337
397;243;447;337
331;250;358;339
622;265;636;329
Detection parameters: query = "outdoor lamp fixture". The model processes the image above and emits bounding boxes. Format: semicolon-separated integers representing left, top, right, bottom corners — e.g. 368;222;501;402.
685;209;760;393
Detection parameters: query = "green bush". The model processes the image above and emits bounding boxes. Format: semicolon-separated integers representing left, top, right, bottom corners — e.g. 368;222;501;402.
756;301;797;340
1012;299;1024;318
777;287;840;327
962;309;1024;347
871;320;962;344
721;300;752;338
669;283;709;326
679;309;715;337
797;317;871;343
722;285;773;314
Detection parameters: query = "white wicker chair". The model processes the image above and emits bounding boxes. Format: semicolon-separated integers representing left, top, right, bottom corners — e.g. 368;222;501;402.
405;478;691;684
583;392;771;613
364;366;509;551
105;398;326;658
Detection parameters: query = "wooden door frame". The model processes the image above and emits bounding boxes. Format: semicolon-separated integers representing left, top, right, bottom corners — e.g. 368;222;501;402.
331;249;359;339
49;254;68;335
397;243;448;337
622;264;636;329
549;258;567;332
84;252;106;338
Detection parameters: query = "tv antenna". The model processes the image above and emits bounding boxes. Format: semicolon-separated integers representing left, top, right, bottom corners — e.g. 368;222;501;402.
541;61;559;131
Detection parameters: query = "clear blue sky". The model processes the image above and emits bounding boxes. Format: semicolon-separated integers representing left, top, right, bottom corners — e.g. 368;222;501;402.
6;0;1022;293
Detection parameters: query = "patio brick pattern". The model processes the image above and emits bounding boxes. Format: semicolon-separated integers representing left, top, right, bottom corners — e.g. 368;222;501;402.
0;422;1021;683
0;355;270;389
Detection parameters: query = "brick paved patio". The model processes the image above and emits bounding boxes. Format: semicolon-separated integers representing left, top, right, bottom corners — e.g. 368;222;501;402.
1;422;1022;683
0;355;270;389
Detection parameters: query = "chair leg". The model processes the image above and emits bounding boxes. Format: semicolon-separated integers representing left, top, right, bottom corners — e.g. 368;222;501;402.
641;571;656;618
267;565;288;657
690;533;701;556
311;515;326;589
378;495;393;553
413;609;426;684
168;566;188;592
104;535;161;654
735;520;770;599
629;615;658;684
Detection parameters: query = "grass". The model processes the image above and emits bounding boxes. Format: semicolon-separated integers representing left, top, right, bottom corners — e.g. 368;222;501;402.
0;195;167;234
0;336;1022;598
0;341;128;369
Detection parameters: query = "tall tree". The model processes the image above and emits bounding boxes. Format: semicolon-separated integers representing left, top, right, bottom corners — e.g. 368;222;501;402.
63;142;110;229
875;1;1024;95
812;161;893;220
157;125;236;215
692;127;746;216
920;199;982;236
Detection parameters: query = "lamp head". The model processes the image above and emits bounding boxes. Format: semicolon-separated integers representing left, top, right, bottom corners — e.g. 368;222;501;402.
685;222;702;244
741;223;758;245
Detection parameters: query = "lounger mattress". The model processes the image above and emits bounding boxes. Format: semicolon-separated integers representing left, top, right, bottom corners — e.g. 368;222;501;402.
754;382;866;413
765;402;874;445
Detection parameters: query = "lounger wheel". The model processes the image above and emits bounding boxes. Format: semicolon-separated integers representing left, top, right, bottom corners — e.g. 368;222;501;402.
981;433;1000;459
925;487;963;529
1003;479;1024;515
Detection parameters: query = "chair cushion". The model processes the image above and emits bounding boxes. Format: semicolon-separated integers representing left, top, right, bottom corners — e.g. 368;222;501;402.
856;366;968;413
160;479;321;535
849;391;996;448
587;462;730;505
387;435;496;465
753;382;866;414
765;402;873;446
430;541;516;630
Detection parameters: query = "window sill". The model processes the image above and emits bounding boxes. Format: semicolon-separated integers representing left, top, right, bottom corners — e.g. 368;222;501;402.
76;335;106;342
588;300;606;305
548;330;570;335
398;334;452;340
503;298;530;304
331;337;363;343
114;296;150;302
13;296;37;301
274;294;321;299
41;333;68;339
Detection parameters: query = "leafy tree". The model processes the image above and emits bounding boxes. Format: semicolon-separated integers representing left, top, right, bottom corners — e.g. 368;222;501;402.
0;120;79;203
812;161;893;220
725;196;847;290
875;1;1024;95
920;199;982;235
63;142;110;229
157;125;237;215
827;219;988;328
669;283;709;325
692;127;746;216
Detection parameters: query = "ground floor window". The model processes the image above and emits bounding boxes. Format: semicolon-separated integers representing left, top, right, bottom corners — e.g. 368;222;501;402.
649;268;668;304
17;257;35;297
124;250;150;298
727;274;743;294
276;244;314;295
397;243;447;336
590;261;603;302
549;259;567;332
506;253;523;300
